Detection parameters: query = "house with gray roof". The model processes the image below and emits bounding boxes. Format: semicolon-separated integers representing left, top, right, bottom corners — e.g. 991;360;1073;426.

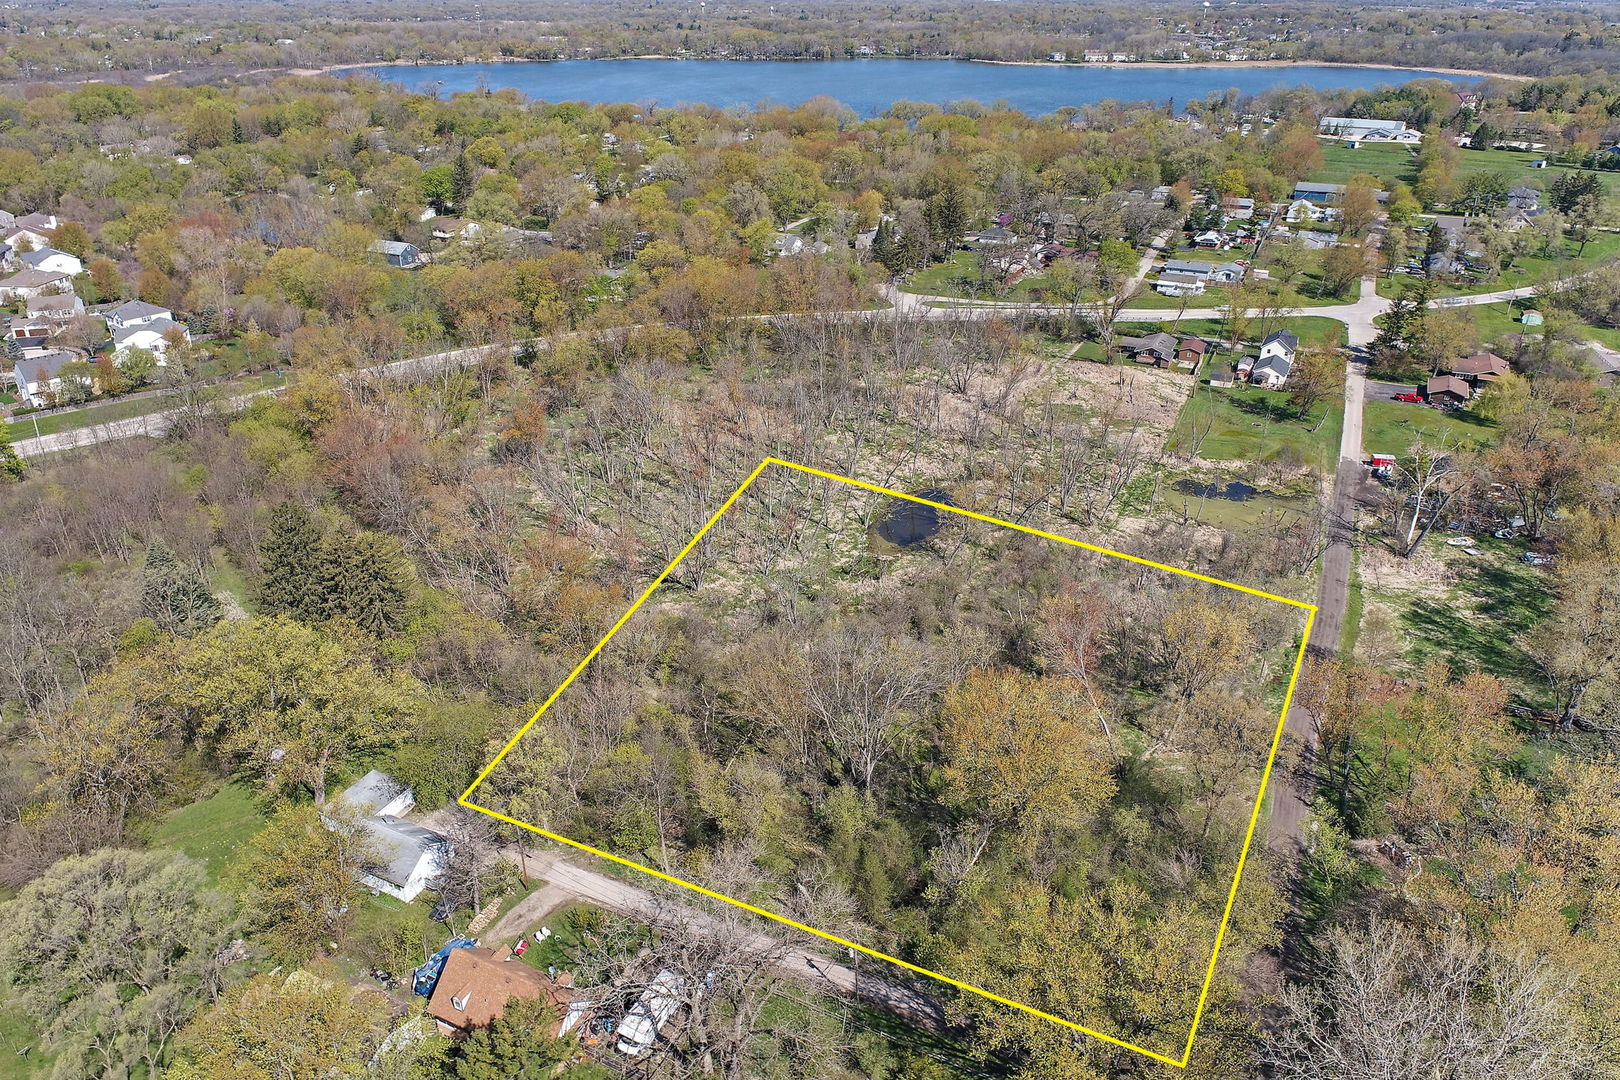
105;299;172;331
329;770;450;902
14;349;85;406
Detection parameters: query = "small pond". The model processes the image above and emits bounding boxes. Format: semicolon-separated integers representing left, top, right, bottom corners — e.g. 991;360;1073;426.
1172;479;1262;502
874;488;953;547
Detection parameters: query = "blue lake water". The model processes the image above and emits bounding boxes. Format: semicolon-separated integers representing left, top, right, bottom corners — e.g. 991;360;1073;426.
349;58;1464;116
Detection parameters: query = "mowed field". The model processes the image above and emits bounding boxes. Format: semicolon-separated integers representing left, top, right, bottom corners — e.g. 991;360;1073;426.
1308;142;1620;197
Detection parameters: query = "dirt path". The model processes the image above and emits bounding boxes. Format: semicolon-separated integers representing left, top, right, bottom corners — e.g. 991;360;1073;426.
494;848;952;1032
1268;355;1368;853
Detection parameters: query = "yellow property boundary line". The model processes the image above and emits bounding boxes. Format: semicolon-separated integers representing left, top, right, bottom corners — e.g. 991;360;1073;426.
461;457;1317;1068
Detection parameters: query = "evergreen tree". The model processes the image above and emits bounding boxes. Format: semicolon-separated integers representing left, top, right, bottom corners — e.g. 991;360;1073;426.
923;180;968;260
451;152;477;207
346;532;409;634
439;998;572;1080
316;528;409;634
872;217;902;274
258;503;323;619
0;422;23;482
140;538;222;634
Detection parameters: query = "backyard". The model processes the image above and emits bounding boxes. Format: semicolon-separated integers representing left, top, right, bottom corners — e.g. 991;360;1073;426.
1375;229;1620;300
1167;369;1344;474
1361;399;1496;456
1310;142;1620;197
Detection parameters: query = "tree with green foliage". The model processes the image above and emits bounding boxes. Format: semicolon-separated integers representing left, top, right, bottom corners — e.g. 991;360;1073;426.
141;537;222;634
230;804;376;962
431;997;574;1080
257;502;323;619
0;422;22;481
0;849;232;1080
317;527;410;634
923;180;968;261
174;971;391;1080
871;216;902;274
1549;169;1604;215
167;616;423;804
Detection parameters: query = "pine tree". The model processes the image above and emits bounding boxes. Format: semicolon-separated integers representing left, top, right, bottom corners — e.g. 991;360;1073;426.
140;538;222;634
451;151;477;207
0;422;23;482
258;503;323;619
316;529;409;634
872;217;902;274
347;532;409;635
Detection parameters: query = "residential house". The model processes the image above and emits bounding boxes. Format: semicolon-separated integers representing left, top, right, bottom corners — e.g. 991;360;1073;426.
369;239;423;268
1208;262;1246;284
1221;197;1256;220
1426;374;1472;405
0;269;72;300
25;291;84;326
1175;337;1209;368
113;317;190;364
1;213;59;252
1114;331;1178;367
340;769;417;818
1447;351;1510;385
1164;259;1215;280
13;349;84;406
328;770;450;902
1258;329;1300;366
18;247;82;276
1317;117;1421;143
355;815;451;902
1248;353;1293;389
1285;199;1336;224
7;318;52;348
1292;182;1345;204
1506;186;1541;212
1081;51;1110;63
427;946;576;1036
1192;230;1225;249
431;217;482;241
105;299;173;331
1154;273;1205;297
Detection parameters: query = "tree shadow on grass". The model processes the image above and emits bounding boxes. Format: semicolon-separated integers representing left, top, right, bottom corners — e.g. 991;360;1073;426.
1399;558;1551;686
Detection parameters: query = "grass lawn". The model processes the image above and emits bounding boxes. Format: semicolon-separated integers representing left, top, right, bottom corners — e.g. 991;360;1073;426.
0;999;53;1079
1168;376;1343;474
1311;143;1620;197
8;393;179;440
1394;539;1556;703
146;781;270;885
1375;230;1620;300
8;372;287;442
899;248;1059;301
1470;298;1620;351
1116;315;1348;349
1361;399;1496;456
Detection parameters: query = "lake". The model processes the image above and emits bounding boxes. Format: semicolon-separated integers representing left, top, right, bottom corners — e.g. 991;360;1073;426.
348;59;1464;116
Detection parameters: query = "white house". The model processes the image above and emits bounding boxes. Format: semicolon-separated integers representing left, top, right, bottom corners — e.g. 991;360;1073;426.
0;269;72;300
13;349;83;407
1259;328;1299;364
340;769;417;818
356;815;453;902
17;247;82;276
329;770;451;902
113;317;189;364
104;299;173;331
1;213;59;253
1318;116;1421;143
1249;353;1294;388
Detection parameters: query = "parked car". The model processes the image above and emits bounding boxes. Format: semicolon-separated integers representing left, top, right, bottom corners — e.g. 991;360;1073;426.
1394;392;1424;403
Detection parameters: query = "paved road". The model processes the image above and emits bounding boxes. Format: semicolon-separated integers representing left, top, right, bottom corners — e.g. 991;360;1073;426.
494;848;951;1032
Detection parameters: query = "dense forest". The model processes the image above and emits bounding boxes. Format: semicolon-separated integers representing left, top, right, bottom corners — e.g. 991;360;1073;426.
0;28;1616;1080
2;0;1620;82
